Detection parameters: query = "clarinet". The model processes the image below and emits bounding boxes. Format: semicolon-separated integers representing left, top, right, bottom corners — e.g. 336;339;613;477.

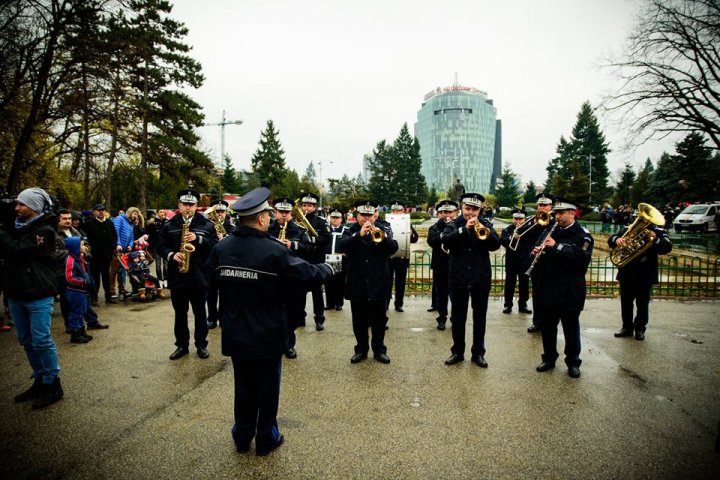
525;222;559;276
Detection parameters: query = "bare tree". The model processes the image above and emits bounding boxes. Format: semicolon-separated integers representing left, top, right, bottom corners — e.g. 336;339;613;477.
603;0;720;149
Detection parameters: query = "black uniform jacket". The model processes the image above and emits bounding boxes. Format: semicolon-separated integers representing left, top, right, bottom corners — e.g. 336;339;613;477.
209;225;333;359
338;221;398;302
427;219;451;272
156;212;218;288
608;225;672;286
82;215;118;260
268;220;310;256
500;224;532;272
441;216;501;289
302;212;332;263
530;221;593;311
0;212;59;300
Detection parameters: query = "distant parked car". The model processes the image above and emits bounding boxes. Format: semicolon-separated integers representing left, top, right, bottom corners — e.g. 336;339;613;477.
673;204;719;232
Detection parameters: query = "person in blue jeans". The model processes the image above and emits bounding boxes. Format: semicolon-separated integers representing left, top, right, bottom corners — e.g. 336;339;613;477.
64;236;95;344
0;187;64;410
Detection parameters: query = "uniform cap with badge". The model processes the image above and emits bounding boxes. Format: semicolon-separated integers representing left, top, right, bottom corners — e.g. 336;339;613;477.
177;189;200;204
390;201;404;211
299;192;319;205
232;187;274;217
536;193;554;206
435;199;459;212
512;209;526;219
329;208;343;219
551;196;579;212
354;200;379;215
214;200;229;212
273;197;294;212
460;193;485;208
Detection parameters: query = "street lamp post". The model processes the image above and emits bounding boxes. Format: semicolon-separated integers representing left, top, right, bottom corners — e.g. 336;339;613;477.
588;154;592;205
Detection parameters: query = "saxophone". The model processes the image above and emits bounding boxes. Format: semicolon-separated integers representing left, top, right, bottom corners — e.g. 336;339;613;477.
178;213;195;273
207;206;227;238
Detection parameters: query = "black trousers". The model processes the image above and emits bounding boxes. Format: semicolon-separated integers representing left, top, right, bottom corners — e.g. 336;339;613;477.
90;255;112;301
284;288;305;349
531;289;543;328
207;284;219;323
350;299;387;355
449;285;490;357
230;355;282;450
504;267;529;308
324;272;345;309
433;267;450;318
387;257;409;309
170;286;208;349
540;307;581;367
620;281;652;333
302;285;326;323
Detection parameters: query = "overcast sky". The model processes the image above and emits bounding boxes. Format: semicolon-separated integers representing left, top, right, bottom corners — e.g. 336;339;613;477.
171;0;680;189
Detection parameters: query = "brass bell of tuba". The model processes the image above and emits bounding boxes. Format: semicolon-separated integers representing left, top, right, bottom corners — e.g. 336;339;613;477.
610;203;665;268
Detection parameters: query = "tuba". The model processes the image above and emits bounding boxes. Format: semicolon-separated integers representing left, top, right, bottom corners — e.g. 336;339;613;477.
610;203;665;268
178;213;195;273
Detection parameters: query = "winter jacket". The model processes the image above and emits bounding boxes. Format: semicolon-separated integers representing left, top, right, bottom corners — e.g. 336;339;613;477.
64;236;91;293
83;215;117;259
156;212;218;288
113;214;134;251
0;212;60;300
608;225;672;286
441;216;501;289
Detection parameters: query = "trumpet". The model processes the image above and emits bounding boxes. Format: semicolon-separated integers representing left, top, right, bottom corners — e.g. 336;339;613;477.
369;224;385;243
470;220;490;240
508;211;551;251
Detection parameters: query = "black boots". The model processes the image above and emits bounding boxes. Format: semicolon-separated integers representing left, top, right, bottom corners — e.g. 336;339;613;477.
15;377;43;403
32;378;64;410
70;327;93;344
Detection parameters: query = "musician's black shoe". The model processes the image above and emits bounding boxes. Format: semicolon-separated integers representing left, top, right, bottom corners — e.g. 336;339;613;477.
350;353;368;364
197;347;210;359
335;306;343;311
634;331;645;341
444;354;464;365
256;434;284;456
427;307;437;312
206;320;218;329
536;361;555;372
236;443;251;454
527;325;541;333
614;327;634;338
285;348;297;359
374;353;391;364
394;306;404;312
502;306;512;314
471;355;488;368
568;366;581;378
324;305;335;310
519;307;533;314
169;347;189;360
436;316;447;331
315;322;325;331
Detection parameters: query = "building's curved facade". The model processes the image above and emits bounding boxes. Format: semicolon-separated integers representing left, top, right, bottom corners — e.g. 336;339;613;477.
415;84;501;195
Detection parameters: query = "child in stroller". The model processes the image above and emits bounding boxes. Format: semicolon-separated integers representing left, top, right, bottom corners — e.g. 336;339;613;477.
127;250;166;301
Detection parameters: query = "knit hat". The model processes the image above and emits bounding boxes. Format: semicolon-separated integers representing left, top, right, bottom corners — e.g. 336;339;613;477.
17;187;52;214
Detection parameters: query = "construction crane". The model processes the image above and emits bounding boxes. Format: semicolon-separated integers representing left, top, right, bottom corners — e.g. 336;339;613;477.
202;110;243;168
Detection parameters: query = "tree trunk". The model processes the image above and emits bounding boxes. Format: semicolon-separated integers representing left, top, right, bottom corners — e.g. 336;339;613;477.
139;56;148;214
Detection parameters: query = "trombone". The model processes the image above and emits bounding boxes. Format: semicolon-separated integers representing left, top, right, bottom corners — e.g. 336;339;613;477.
508;211;550;251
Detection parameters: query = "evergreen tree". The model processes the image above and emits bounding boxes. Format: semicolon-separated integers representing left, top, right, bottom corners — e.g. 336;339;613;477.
221;155;242;194
612;163;636;206
393;125;427;206
427;185;439;207
569;101;611;205
367;140;394;205
630;159;653;206
251;120;288;193
523;180;538;203
672;132;717;203
299;161;319;194
494;162;522;207
646;152;678;207
279;169;301;199
544;136;572;191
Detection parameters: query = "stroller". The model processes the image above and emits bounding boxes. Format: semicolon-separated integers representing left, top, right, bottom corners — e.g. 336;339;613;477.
125;250;164;301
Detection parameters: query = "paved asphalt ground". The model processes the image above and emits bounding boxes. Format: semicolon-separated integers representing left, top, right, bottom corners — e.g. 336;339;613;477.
0;295;718;479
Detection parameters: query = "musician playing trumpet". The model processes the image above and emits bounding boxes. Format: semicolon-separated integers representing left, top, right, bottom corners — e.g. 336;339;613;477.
530;197;592;379
499;209;533;315
206;200;235;329
440;193;500;368
526;193;555;333
608;206;672;341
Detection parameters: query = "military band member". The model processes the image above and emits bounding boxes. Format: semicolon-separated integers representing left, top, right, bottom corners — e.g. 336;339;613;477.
426;199;458;330
208;187;334;455
608;217;672;340
268;197;310;358
207;200;235;330
324;208;347;311
157;190;218;360
339;200;398;364
441;193;501;368
527;193;555;333
531;197;593;378
298;192;332;331
386;201;419;313
500;209;532;315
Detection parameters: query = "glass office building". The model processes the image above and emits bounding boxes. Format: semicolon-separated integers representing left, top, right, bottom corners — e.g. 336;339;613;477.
415;84;501;195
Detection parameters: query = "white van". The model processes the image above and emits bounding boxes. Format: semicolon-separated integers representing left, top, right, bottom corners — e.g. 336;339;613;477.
673;204;719;232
